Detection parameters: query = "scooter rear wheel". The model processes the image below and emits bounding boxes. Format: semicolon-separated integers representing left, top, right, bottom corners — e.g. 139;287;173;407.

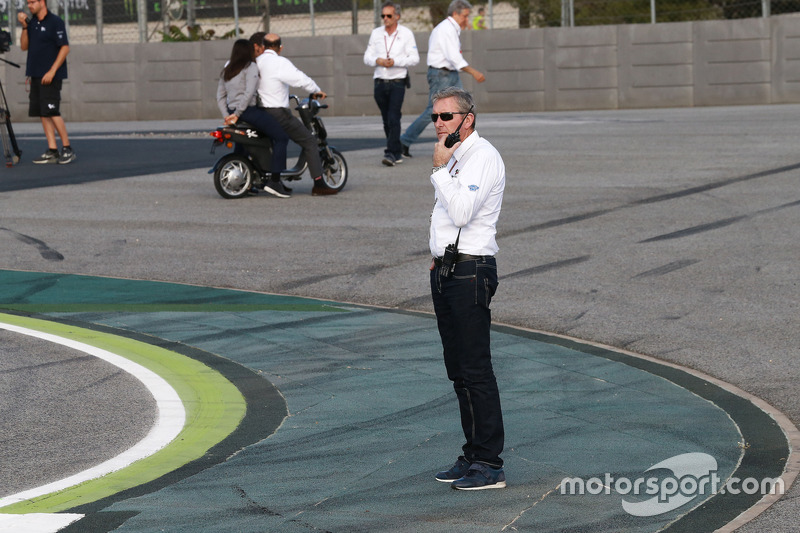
214;154;255;199
317;147;347;193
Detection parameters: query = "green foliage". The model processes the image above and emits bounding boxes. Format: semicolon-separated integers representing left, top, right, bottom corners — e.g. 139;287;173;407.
160;24;242;42
508;0;752;28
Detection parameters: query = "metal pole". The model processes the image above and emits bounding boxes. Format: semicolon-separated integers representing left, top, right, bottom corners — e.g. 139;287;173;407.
561;0;574;27
310;0;315;37
137;0;147;42
374;0;380;30
651;0;656;23
63;0;70;36
187;0;196;27
488;0;493;29
352;0;358;35
762;0;771;17
262;0;270;33
96;0;103;43
9;1;17;44
234;0;240;35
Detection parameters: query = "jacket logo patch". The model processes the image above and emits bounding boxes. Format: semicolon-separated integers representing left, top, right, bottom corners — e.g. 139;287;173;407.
468;184;479;191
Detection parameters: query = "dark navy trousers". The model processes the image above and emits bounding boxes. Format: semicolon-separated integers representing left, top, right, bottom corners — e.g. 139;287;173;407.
373;78;406;158
430;257;504;468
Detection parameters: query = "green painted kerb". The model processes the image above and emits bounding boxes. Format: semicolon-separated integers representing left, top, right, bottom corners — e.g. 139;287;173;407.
0;312;246;514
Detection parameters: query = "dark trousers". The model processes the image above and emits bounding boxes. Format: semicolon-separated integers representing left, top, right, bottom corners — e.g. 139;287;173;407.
236;106;289;175
373;79;406;158
263;107;323;179
430;257;504;468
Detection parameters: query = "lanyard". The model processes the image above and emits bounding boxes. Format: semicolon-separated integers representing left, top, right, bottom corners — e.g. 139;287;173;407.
384;31;398;59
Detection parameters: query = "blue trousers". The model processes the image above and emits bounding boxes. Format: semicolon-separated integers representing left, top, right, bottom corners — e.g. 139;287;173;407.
238;106;289;175
430;257;504;467
373;79;406;158
400;67;462;148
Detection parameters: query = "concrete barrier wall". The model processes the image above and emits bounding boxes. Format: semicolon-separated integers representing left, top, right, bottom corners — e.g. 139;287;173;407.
5;14;800;122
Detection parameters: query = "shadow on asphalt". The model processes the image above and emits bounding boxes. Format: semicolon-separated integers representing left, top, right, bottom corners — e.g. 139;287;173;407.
0;137;384;193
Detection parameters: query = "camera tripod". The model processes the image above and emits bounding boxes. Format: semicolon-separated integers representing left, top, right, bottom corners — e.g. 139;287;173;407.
0;56;22;166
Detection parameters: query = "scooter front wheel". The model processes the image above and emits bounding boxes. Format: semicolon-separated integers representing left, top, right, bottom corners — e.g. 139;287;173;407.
214;154;255;199
317;146;348;193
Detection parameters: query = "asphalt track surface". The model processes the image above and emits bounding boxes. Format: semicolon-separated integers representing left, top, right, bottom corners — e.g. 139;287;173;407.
0;106;798;532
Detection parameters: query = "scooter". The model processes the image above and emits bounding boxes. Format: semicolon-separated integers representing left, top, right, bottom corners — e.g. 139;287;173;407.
210;94;347;199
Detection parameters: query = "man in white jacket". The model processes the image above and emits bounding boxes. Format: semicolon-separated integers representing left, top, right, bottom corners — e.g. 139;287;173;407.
256;34;336;196
364;1;419;167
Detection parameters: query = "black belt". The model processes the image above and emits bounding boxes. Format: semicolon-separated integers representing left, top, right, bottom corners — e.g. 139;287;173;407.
433;254;489;267
375;78;405;83
429;66;454;72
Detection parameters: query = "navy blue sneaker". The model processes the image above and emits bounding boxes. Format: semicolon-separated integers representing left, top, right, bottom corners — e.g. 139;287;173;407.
435;456;471;483
451;463;506;490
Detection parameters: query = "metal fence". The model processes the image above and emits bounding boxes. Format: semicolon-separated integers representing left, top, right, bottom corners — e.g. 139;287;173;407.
2;0;796;44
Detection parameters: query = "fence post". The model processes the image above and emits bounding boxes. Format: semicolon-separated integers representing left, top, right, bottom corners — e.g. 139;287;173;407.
9;1;17;44
137;0;147;42
309;0;316;36
262;0;270;33
63;0;70;36
187;0;196;27
96;0;103;43
561;0;573;27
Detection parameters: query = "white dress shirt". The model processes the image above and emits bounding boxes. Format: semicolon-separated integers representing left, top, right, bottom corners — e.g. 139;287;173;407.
426;17;469;71
429;131;505;257
255;49;321;108
363;24;420;80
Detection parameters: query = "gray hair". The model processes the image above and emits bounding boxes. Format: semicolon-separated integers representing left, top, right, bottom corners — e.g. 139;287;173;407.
432;87;476;127
448;0;472;16
382;1;401;16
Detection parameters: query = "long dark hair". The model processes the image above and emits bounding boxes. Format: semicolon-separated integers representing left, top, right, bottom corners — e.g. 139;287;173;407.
222;39;254;82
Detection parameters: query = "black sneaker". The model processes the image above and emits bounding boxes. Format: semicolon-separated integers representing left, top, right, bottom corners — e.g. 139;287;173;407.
402;144;412;158
263;179;291;198
381;153;396;167
451;463;506;490
58;147;76;165
435;456;471;483
33;150;59;165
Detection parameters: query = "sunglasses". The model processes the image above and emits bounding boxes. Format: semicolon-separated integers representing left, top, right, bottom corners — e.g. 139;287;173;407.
431;112;469;122
381;13;394;18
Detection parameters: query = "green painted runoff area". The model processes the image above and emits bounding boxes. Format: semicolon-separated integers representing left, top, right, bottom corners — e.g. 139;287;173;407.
0;270;786;532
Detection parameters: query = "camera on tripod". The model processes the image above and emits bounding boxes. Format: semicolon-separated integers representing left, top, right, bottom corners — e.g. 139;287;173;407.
0;30;11;54
0;28;21;165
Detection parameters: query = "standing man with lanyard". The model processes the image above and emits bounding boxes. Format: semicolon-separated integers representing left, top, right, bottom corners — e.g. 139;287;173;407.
256;34;336;196
399;0;485;159
17;0;75;165
363;1;419;167
428;87;506;490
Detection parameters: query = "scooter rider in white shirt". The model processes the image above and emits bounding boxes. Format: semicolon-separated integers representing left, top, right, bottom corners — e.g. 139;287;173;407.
256;34;336;196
